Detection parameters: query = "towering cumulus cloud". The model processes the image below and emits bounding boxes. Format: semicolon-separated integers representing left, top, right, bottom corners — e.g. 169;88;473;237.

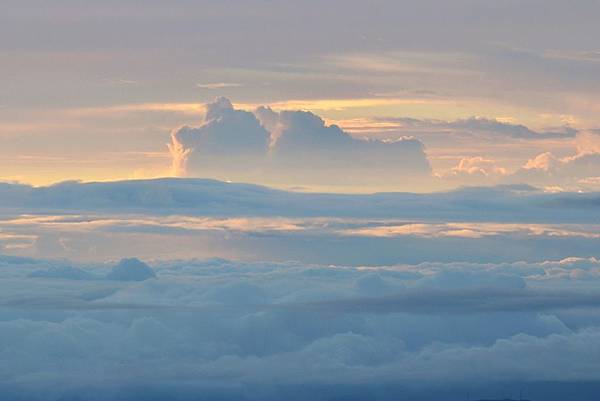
170;98;431;189
170;98;270;181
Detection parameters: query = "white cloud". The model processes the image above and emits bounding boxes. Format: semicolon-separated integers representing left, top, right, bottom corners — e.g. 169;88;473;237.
169;97;271;182
512;151;600;190
440;156;508;184
169;98;431;189
500;130;600;190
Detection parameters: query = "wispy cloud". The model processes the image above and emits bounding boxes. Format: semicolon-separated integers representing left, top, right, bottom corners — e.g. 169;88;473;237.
104;78;139;86
196;82;243;89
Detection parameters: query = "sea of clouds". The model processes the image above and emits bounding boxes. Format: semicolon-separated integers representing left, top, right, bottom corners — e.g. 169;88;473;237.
2;179;600;400
2;255;600;400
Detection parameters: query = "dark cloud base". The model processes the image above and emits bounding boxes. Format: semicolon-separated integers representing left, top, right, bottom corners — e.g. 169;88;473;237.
2;381;600;401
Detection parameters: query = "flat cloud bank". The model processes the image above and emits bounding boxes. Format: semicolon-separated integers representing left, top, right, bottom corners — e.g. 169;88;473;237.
1;178;599;223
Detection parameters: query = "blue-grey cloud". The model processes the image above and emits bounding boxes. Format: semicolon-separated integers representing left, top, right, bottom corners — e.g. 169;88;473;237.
368;116;577;140
2;178;600;222
2;255;600;400
105;257;156;281
170;98;431;188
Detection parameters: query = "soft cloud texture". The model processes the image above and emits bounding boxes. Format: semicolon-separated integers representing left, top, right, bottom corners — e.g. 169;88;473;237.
166;98;600;191
170;98;431;190
2;177;600;399
3;178;600;222
170;98;270;180
511;150;600;190
349;116;577;141
4;1;600;398
2;254;600;400
443;156;508;181
2;179;600;265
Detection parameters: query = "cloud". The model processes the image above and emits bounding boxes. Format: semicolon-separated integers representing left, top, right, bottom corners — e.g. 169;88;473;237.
320;115;582;189
196;82;244;89
29;265;96;280
444;117;577;140
104;78;139;86
169;97;271;181
2;177;599;222
169;98;431;189
2;255;600;400
260;106;431;184
511;151;600;190
105;258;156;281
443;156;508;181
3;179;600;264
341;115;577;140
575;129;600;153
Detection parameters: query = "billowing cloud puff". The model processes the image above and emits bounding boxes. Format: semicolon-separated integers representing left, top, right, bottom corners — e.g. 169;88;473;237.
502;130;600;190
169;98;270;180
512;151;600;190
169;98;431;189
442;156;508;183
3;255;600;400
435;128;600;189
260;107;431;186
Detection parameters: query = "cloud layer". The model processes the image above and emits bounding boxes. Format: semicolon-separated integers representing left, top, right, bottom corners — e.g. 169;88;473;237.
2;178;600;399
2;179;600;265
2;255;600;400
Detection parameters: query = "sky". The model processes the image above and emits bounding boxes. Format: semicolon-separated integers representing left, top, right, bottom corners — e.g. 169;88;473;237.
3;2;600;400
3;0;600;190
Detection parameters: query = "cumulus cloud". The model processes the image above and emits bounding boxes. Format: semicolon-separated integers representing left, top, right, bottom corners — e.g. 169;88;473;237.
335;115;585;189
422;129;600;190
263;107;431;185
169;98;431;189
169;98;270;181
3;255;600;400
452;156;507;176
441;156;508;184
